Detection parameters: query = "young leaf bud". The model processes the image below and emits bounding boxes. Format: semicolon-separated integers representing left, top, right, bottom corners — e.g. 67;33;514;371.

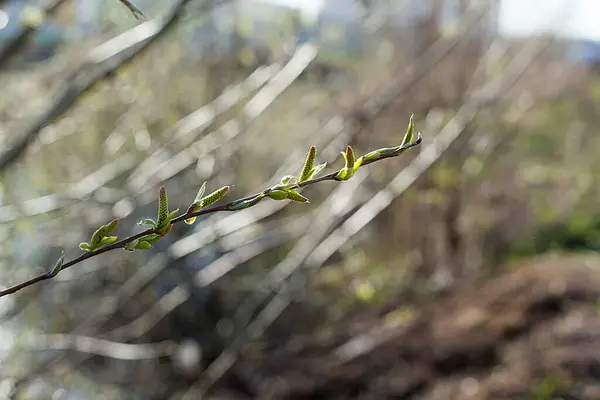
156;186;169;228
201;186;231;208
48;251;65;277
401;114;415;147
286;190;309;203
266;189;289;201
299;145;317;182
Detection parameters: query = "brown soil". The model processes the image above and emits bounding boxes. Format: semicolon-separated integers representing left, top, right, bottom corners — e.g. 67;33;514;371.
218;253;600;399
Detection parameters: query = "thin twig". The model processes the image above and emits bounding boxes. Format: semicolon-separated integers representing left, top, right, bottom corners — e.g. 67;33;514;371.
0;0;232;172
0;137;422;298
24;333;176;360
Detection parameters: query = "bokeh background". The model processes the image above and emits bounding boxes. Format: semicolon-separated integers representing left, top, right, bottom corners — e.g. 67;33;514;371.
1;0;600;399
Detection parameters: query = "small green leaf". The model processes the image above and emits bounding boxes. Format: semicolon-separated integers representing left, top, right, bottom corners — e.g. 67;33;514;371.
185;215;198;225
280;175;298;186
309;162;327;180
89;227;107;249
299;145;317;182
97;236;118;248
193;182;207;204
79;242;92;252
266;189;289;201
124;239;140;251
361;149;384;163
104;218;119;234
49;251;65;277
138;218;157;228
336;146;356;181
342;145;355;170
353;156;364;171
185;184;229;225
87;218;120;251
135;241;153;250
166;209;179;221
336;167;353;181
140;234;161;244
286;190;309;203
401;114;415;146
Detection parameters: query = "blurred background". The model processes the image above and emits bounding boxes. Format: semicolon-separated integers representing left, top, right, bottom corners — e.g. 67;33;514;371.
1;0;600;399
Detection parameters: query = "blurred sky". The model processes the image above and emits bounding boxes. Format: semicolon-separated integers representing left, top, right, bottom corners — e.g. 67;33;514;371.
266;0;600;41
499;0;600;40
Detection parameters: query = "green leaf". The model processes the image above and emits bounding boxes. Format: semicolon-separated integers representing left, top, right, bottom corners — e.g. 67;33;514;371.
134;241;153;250
140;234;161;244
185;183;228;224
280;175;298;186
299;145;317;182
124;239;140;251
166;209;179;222
138;218;157;228
49;251;65;277
308;162;327;180
336;146;356;181
266;189;289;201
97;236;118;248
342;145;355;170
87;218;120;251
104;218;119;235
184;214;198;225
361;149;384;164
89;226;107;249
79;242;92;252
401;114;415;146
193;182;207;204
336;167;353;181
286;190;309;203
353;156;364;171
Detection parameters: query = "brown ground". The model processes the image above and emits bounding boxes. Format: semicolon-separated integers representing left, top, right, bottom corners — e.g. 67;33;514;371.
215;253;600;399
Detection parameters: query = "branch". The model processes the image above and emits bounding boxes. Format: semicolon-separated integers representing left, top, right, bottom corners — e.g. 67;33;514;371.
0;121;422;298
0;0;232;172
24;333;176;360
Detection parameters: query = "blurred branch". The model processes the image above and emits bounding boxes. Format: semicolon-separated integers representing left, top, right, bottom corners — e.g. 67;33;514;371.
0;127;421;298
0;62;280;223
186;170;371;398
106;216;311;339
88;122;368;339
24;333;176;360
85;119;370;341
356;1;491;122
127;44;318;192
1;45;322;388
0;0;232;172
306;37;555;271
189;35;556;398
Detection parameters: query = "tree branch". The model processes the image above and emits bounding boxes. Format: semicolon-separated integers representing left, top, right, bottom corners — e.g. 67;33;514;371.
0;132;422;298
0;0;232;172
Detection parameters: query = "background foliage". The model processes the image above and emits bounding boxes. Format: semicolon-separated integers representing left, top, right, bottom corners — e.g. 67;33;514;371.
1;0;600;399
